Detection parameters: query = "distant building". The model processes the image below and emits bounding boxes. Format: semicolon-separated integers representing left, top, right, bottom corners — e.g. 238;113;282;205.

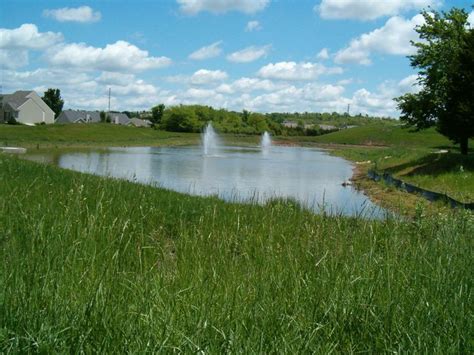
319;124;338;131
129;117;152;127
282;120;298;128
56;110;133;126
56;110;101;124
109;112;131;125
0;90;55;125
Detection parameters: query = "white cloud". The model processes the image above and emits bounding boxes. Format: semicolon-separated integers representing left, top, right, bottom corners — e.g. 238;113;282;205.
0;24;63;69
97;72;136;86
47;40;172;72
109;80;158;96
43;6;101;23
316;48;329;60
246;20;262;32
177;0;270;15
334;14;425;65
0;50;29;69
257;61;342;81
398;74;421;93
317;0;437;21
216;77;284;94
468;11;474;28
227;45;271;63
239;83;345;112
347;74;422;116
2;67;164;111
0;24;63;49
189;41;223;60
190;69;228;85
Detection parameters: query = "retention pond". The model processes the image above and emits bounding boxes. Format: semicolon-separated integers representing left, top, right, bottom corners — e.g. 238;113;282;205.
26;145;387;218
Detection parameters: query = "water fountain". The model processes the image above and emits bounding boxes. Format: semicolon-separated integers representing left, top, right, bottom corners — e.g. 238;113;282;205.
261;131;272;150
202;122;220;156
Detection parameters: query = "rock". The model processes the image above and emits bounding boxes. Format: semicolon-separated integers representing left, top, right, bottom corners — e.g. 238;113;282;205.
341;180;352;187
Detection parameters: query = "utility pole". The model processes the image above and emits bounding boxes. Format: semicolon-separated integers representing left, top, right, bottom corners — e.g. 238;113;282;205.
108;88;111;113
346;104;350;116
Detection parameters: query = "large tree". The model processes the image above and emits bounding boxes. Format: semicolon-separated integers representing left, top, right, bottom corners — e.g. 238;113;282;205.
151;104;165;127
42;88;64;119
396;8;474;155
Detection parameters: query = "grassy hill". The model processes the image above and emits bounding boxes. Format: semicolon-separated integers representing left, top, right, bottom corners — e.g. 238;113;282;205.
281;123;452;148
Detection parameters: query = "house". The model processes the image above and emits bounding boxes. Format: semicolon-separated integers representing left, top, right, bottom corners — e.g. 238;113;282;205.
56;110;133;126
319;124;338;131
129;117;152;127
0;90;55;125
282;120;298;128
109;112;131;125
56;110;101;124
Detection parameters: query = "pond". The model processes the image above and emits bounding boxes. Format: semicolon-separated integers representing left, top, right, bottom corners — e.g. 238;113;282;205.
26;145;386;218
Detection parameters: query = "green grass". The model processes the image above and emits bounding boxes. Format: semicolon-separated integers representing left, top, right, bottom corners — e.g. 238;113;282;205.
279;123;452;148
1;155;473;353
0;123;200;148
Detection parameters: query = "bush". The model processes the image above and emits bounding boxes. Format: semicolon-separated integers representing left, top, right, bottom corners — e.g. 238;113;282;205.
7;117;18;125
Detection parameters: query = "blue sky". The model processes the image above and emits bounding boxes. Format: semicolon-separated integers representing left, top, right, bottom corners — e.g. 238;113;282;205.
1;0;473;116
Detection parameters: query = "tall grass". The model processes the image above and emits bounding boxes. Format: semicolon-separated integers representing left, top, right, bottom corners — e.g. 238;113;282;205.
1;155;473;352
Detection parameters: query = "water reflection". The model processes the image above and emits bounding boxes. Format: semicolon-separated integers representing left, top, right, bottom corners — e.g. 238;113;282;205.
26;146;386;218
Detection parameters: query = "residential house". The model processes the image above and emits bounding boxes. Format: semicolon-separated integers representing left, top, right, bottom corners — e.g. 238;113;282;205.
282;120;298;128
109;112;131;125
319;124;338;131
129;118;152;127
56;110;101;124
0;90;55;125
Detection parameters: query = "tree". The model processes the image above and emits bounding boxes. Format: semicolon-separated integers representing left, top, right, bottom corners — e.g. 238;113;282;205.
396;8;474;155
42;88;64;118
151;104;165;127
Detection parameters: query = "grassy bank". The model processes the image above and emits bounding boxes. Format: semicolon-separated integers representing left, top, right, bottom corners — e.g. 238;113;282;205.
0;123;200;148
1;155;473;352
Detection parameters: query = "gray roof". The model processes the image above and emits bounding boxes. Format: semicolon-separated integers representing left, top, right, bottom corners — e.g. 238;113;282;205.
109;112;131;125
56;110;101;124
0;91;34;111
130;117;152;127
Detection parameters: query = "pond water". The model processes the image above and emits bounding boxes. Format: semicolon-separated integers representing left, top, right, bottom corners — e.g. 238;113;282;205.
27;145;386;218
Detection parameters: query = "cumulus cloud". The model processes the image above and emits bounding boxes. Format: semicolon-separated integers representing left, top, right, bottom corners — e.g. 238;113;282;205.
2;67;164;111
334;14;425;65
216;77;284;94
190;69;228;85
47;40;172;72
227;45;271;63
246;20;262;32
316;48;329;60
348;74;422;116
0;24;63;69
97;72;136;86
317;0;437;21
189;41;223;60
238;83;345;112
0;24;63;49
43;6;101;23
468;11;474;28
257;61;342;81
177;0;270;15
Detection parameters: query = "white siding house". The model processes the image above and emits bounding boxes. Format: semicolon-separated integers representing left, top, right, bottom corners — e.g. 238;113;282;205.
0;91;55;125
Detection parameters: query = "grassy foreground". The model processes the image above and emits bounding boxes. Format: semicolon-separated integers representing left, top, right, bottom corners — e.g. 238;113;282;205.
1;155;473;352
